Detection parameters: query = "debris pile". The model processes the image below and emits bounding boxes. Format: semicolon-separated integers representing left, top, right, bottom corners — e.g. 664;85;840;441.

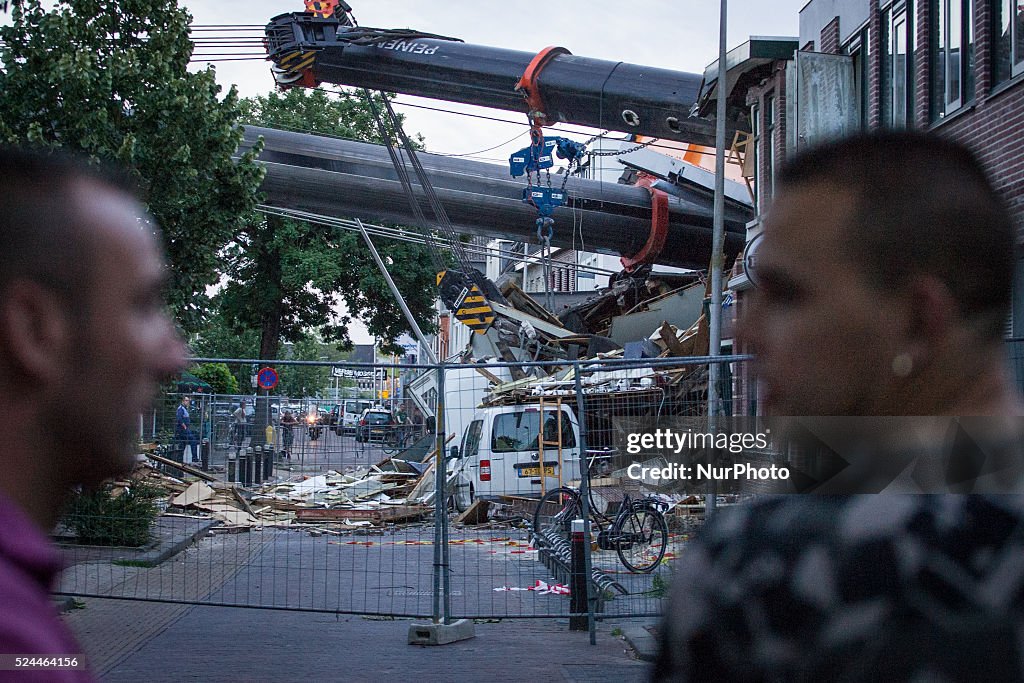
137;443;479;533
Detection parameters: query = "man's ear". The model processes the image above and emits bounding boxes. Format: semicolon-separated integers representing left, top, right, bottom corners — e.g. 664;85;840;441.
902;275;957;367
0;280;73;384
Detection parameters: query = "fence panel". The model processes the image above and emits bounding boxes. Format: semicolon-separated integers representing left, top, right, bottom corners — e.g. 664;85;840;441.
57;356;752;621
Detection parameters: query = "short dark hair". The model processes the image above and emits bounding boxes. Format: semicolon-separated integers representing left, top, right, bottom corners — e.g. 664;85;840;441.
0;146;140;303
777;131;1015;341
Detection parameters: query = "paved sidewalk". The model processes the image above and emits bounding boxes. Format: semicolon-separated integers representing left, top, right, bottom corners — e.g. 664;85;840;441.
56;493;668;681
64;599;653;682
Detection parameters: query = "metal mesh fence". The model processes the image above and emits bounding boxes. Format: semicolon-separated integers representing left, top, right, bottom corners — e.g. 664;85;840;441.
56;356;750;622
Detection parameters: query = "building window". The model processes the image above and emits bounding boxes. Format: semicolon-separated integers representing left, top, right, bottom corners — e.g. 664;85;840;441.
994;0;1024;84
750;102;761;211
765;95;776;198
932;0;975;120
883;5;914;126
847;29;871;126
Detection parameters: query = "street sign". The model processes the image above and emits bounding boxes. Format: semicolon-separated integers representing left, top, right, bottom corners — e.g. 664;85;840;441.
257;367;279;390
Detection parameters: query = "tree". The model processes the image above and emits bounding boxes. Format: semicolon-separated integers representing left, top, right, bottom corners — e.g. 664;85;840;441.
0;0;263;331
275;335;333;399
191;363;239;395
218;88;439;360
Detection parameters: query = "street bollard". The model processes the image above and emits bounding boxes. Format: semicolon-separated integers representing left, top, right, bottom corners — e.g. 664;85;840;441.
570;519;589;631
252;446;264;485
263;446;273;480
227;453;237;484
200;438;211;472
241;447;252;487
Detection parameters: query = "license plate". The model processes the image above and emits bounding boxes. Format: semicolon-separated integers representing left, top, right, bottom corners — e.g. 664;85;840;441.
518;466;556;477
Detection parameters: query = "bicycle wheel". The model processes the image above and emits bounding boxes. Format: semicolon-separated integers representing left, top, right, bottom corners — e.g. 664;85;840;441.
382;431;401;456
533;487;581;543
613;505;668;573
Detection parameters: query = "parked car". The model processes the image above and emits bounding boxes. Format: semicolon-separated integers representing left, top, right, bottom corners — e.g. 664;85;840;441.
354;407;395;443
339;399;373;435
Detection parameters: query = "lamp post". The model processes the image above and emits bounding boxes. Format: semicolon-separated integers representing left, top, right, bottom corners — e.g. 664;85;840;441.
707;0;729;519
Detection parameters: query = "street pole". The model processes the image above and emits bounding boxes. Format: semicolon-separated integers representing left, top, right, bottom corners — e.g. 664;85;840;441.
707;0;728;519
356;218;438;364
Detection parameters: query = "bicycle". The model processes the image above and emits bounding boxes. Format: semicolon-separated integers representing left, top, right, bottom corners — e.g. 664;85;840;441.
533;456;669;573
382;425;416;456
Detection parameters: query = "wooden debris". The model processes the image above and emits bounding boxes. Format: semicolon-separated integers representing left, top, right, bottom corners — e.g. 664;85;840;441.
294;505;430;524
230;486;257;519
658;321;689;357
145;452;217;482
172;482;215;507
454;499;490;525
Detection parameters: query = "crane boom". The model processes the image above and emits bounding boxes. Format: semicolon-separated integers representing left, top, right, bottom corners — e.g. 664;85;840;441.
264;12;732;146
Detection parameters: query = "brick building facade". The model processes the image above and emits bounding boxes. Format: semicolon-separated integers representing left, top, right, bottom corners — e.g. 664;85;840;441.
715;0;1024;413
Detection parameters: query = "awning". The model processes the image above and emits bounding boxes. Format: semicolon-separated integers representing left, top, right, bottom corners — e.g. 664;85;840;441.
692;37;799;119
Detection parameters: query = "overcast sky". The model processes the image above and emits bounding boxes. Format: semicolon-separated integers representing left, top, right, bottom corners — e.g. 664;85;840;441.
181;0;807;345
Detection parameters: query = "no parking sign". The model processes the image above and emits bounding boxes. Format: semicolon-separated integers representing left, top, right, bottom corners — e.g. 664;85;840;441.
257;367;278;390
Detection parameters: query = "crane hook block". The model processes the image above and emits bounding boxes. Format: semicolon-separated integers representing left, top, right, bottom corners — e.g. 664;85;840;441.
509;138;557;178
522;186;566;217
555;138;587;163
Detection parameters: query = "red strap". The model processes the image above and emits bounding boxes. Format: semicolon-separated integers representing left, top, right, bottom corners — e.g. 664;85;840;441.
515;46;571;126
620;173;670;272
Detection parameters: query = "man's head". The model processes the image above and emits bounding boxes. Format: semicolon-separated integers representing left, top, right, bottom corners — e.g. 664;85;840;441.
739;131;1016;416
0;147;186;493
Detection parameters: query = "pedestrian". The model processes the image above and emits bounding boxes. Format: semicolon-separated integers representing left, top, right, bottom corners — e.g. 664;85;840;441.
0;147;185;677
175;395;198;463
231;401;247;450
654;131;1024;681
280;409;297;459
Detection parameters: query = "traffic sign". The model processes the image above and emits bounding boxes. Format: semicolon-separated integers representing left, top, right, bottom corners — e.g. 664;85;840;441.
257;367;279;390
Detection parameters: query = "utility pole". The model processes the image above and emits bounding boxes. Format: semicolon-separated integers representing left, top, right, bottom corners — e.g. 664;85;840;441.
707;0;729;519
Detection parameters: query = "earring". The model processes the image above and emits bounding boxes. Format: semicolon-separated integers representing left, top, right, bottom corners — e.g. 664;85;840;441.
892;352;913;378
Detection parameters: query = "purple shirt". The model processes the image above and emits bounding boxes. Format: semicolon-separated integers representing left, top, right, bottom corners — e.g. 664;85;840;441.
0;493;96;682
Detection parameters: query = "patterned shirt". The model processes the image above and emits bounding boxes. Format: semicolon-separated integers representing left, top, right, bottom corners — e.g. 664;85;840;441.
653;495;1024;682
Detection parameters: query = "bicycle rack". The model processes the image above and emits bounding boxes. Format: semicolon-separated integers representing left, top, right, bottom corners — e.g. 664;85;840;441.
534;527;628;599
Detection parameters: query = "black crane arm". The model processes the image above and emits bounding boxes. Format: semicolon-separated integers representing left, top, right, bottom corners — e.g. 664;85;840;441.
264;12;730;146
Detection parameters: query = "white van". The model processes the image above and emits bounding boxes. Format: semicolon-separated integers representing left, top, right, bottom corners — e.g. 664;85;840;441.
453;404;582;502
338;399;373;435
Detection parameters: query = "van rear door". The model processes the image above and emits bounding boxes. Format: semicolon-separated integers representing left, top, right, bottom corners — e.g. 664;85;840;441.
489;407;579;495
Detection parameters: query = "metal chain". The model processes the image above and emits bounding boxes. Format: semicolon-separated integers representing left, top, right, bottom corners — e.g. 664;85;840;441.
542;234;554;313
588;136;661;157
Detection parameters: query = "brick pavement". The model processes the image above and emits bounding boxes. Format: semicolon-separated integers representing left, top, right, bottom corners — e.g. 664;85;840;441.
66;601;652;682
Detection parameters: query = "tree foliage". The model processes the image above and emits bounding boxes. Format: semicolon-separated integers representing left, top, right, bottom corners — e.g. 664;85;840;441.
0;0;263;331
218;88;439;359
191;363;239;395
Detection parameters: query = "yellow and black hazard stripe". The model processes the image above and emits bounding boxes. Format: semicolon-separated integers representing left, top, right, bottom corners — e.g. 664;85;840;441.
437;270;495;334
454;285;496;334
274;49;318;75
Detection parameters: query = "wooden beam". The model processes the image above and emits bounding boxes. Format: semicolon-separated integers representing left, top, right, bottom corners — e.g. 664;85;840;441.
145;452;217;482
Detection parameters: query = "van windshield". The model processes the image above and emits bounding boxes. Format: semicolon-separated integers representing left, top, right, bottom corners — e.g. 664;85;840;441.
346;401;369;413
491;410;575;452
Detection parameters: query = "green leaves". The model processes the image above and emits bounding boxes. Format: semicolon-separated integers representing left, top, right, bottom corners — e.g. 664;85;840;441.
0;0;263;332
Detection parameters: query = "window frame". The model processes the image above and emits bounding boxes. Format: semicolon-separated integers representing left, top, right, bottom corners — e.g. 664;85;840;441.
845;28;871;126
993;0;1024;84
932;0;976;120
888;4;913;126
